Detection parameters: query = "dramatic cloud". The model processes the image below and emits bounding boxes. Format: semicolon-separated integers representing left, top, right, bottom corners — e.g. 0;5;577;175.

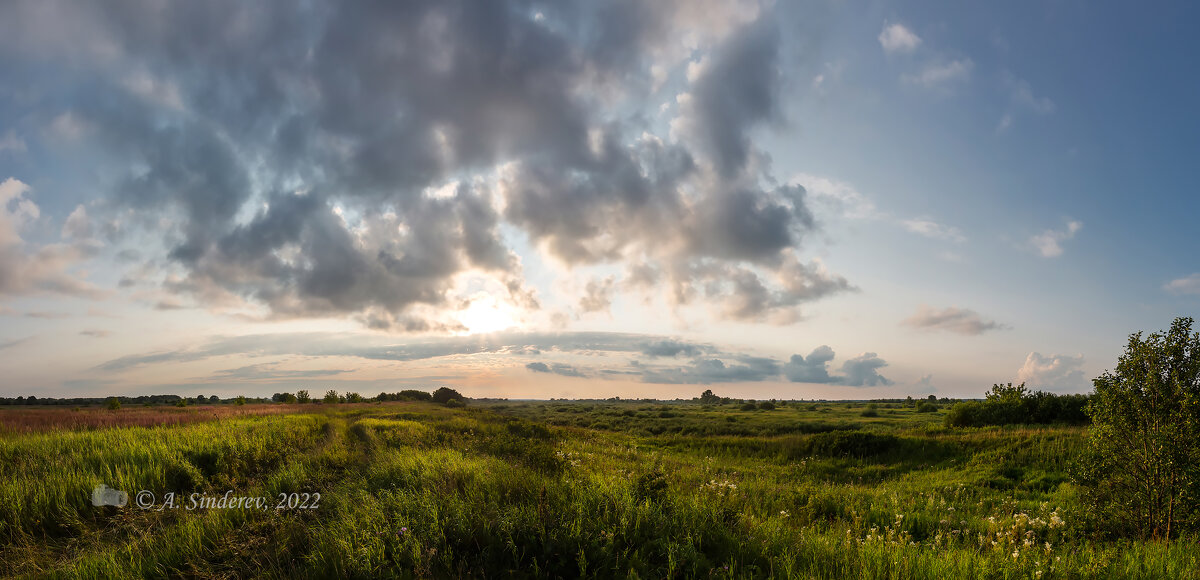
1164;273;1200;295
878;22;921;54
0;0;849;328
903;305;1007;335
1017;352;1087;390
1030;220;1082;258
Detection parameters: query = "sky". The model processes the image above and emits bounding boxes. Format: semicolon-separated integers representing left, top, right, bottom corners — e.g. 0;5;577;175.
0;0;1196;400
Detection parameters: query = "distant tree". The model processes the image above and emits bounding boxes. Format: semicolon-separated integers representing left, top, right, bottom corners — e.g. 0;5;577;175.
235;396;246;406
758;401;776;410
324;390;340;404
209;395;220;403
927;394;937;402
176;398;188;407
917;402;939;413
432;387;465;405
739;402;757;411
296;390;311;404
1074;317;1200;541
106;397;121;411
699;389;722;404
345;392;363;403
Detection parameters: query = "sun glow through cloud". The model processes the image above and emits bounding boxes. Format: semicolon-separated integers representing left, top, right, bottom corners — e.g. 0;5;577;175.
457;293;518;335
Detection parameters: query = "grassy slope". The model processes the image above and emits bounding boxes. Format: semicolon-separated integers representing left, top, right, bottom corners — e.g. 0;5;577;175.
0;401;1197;579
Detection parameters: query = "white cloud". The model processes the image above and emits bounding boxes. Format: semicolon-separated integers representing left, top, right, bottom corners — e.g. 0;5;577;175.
903;59;973;89
1164;273;1200;296
789;173;880;220
1006;73;1055;114
0;178;100;298
0;130;26;154
879;22;921;54
902;218;965;243
1017;352;1087;390
1029;219;1082;258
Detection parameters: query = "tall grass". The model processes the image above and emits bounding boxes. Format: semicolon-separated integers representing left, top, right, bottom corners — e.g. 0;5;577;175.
1;402;1196;578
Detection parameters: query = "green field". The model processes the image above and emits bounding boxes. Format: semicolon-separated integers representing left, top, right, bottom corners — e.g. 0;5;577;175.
2;401;1197;579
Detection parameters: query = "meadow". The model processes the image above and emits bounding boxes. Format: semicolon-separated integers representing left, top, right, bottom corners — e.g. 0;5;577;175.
1;400;1197;579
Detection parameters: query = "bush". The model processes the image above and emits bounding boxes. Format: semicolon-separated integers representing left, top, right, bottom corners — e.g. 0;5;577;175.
758;401;776;410
444;398;465;408
105;397;121;411
739;403;757;411
860;409;878;417
916;402;938;413
944;383;1089;427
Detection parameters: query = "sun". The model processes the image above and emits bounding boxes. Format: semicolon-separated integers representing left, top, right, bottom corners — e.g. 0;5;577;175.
457;293;518;334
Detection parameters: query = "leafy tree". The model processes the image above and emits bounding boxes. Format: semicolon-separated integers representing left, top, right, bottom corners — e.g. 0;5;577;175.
432;387;465;405
699;389;722;404
324;390;340;404
106;397;121;411
235;396;246;406
1074;317;1200;540
345;392;363;403
296;390;311;404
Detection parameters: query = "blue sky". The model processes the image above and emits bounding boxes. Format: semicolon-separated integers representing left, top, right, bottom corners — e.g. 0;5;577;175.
0;0;1196;400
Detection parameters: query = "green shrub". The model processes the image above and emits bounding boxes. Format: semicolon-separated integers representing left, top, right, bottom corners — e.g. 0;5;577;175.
916;402;938;413
802;431;898;458
739;403;757;411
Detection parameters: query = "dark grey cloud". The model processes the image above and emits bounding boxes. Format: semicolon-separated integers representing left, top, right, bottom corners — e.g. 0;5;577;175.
783;345;892;387
1;0;850;326
639;338;709;358
526;361;587;378
634;355;780;384
683;20;782;179
783;345;836;383
839;352;892;386
902;305;1008;335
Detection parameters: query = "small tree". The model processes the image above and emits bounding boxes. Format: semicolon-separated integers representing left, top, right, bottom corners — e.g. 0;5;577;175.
235;396;246;406
1075;317;1200;540
324;390;340;404
296;390;311;404
432;387;464;405
106;397;121;411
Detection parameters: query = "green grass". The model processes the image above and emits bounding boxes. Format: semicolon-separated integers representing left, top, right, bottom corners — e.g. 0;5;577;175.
1;401;1197;578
